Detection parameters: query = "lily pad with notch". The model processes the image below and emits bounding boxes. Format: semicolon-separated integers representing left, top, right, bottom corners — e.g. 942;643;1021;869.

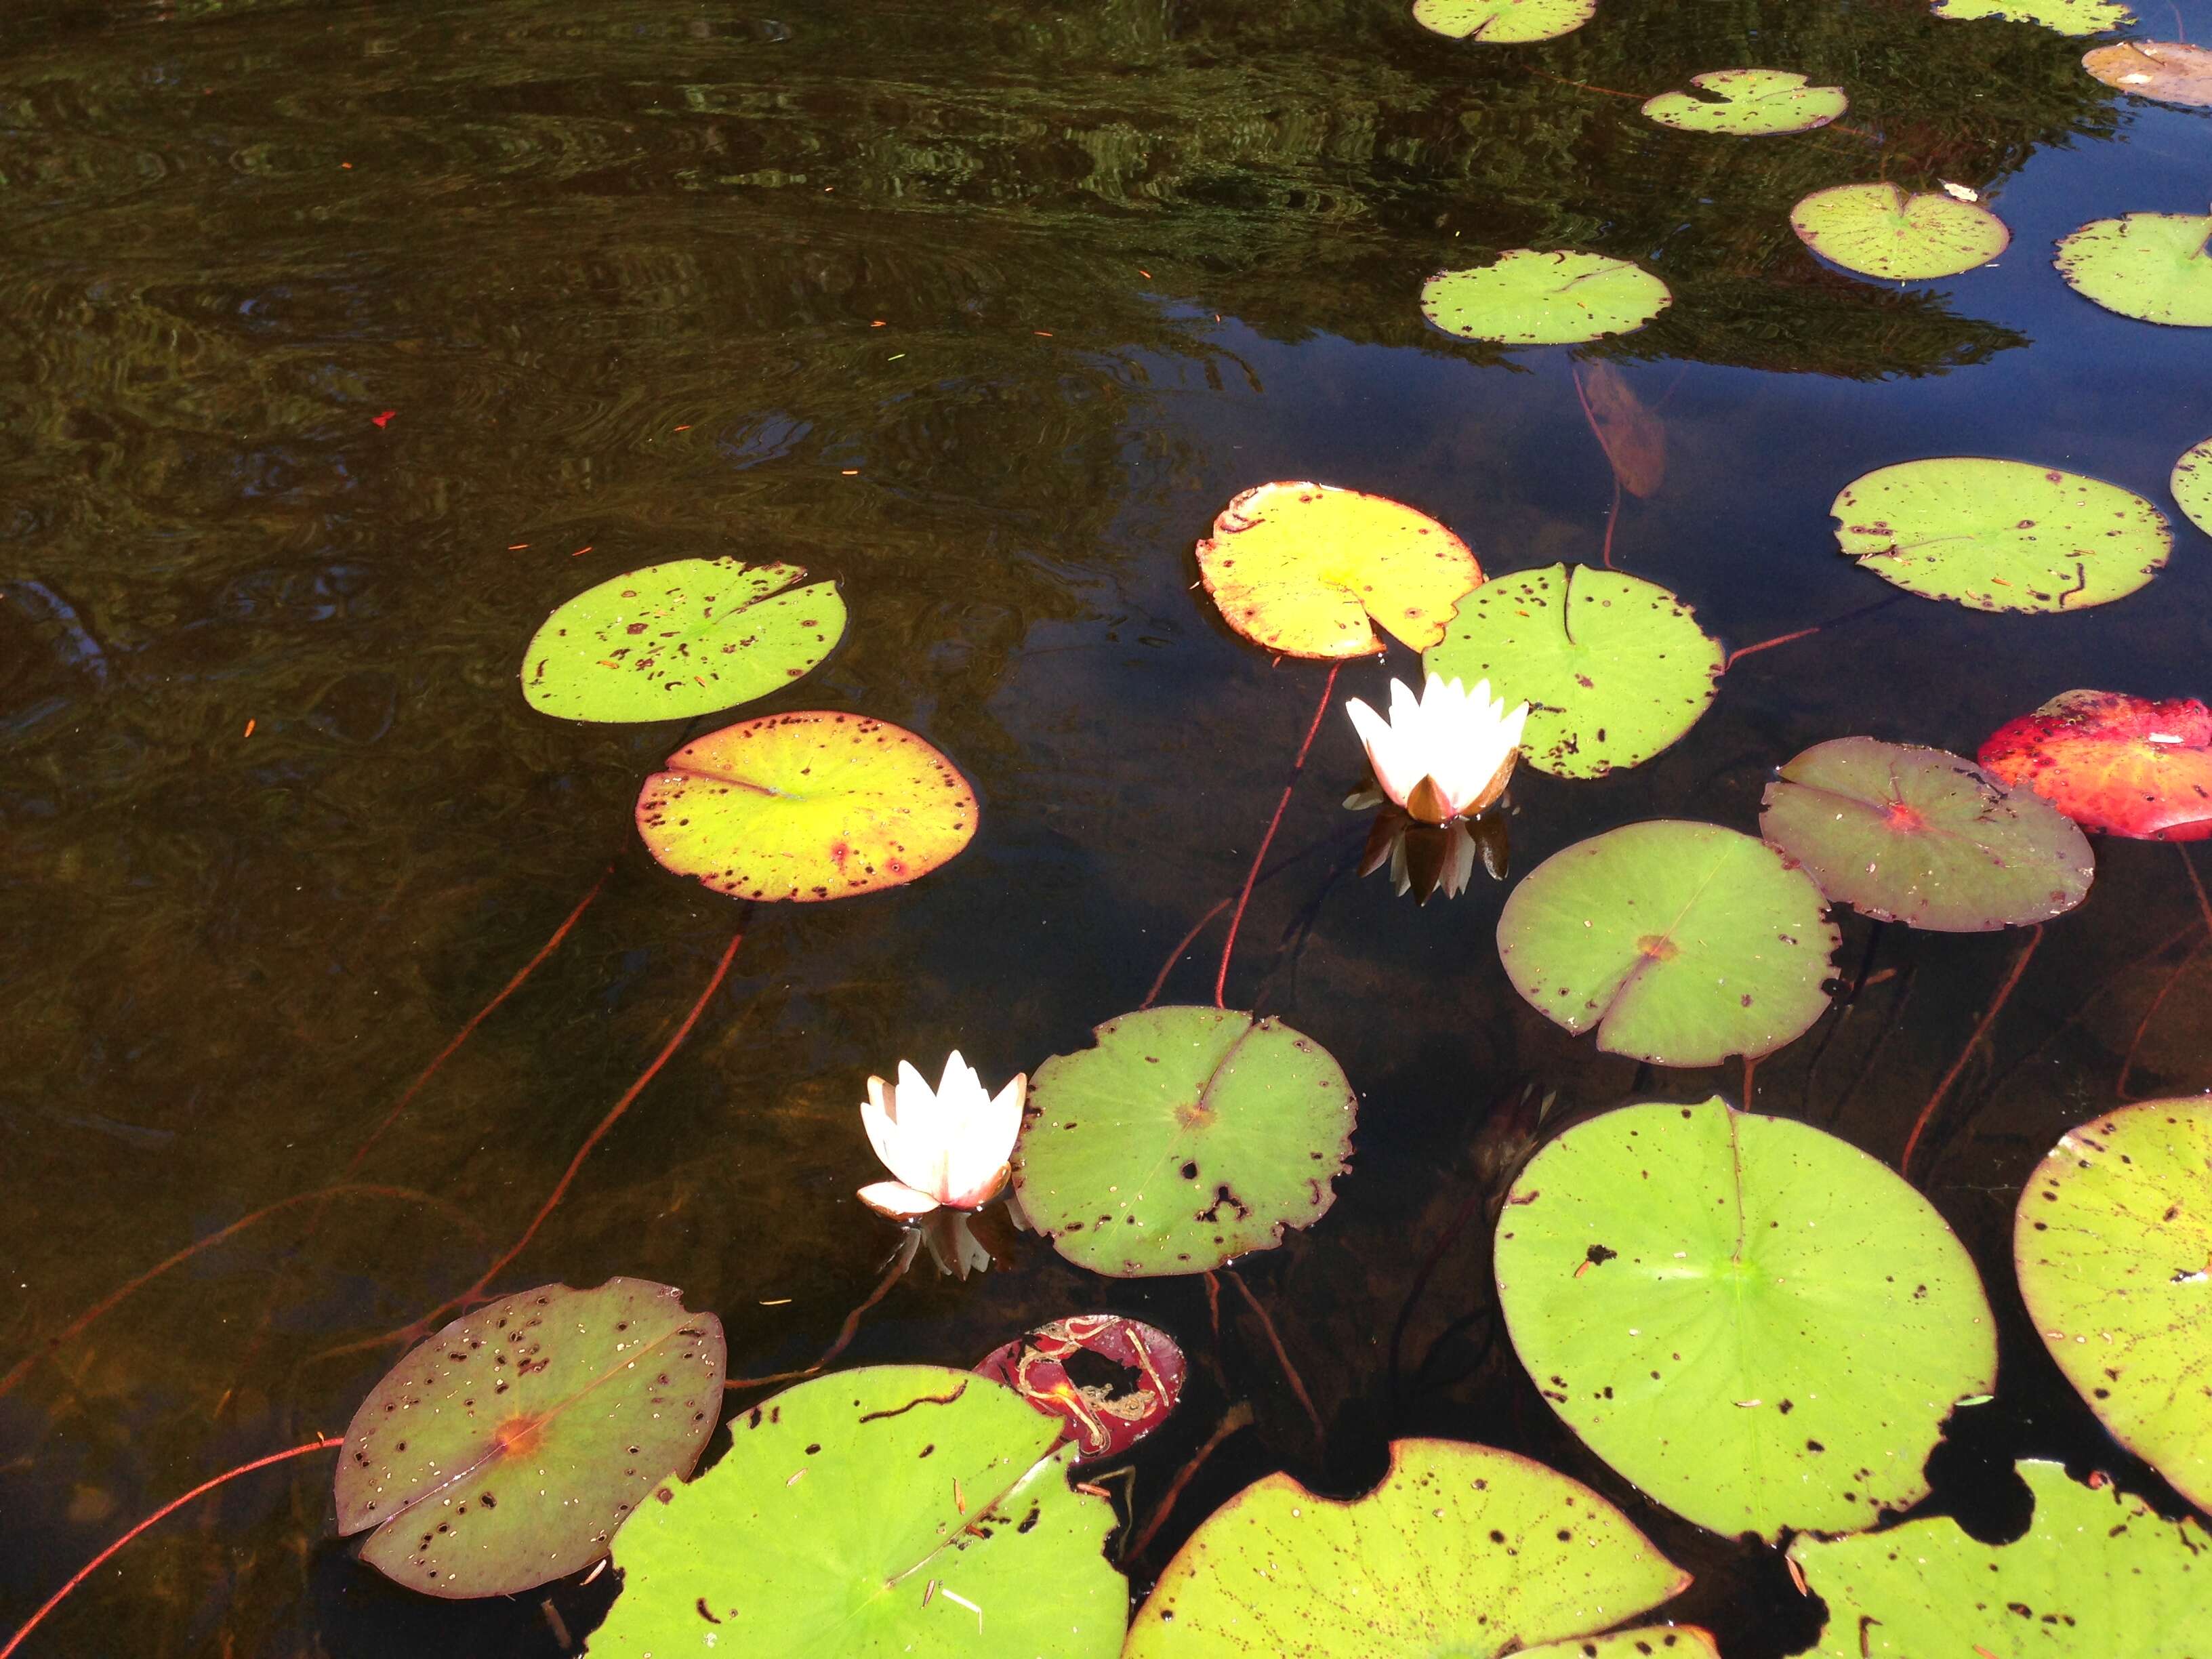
2084;39;2212;105
2056;212;2212;327
1640;70;1848;136
1412;0;1598;39
1978;689;2212;840
1421;251;1672;347
1790;182;2010;281
1931;0;2136;35
975;1315;1187;1462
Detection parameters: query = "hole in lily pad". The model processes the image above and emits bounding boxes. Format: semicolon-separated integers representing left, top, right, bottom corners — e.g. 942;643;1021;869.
1790;182;2010;281
1978;689;2212;840
1640;70;1848;136
1421;251;1672;347
975;1315;1187;1462
2055;211;2212;327
1410;0;1597;41
2083;39;2212;105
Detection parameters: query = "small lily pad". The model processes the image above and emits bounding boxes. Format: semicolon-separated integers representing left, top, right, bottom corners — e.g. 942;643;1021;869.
1495;1099;1996;1540
1421;251;1673;346
1978;689;2212;840
975;1315;1188;1462
1759;737;2094;930
2056;213;2212;327
2084;39;2212;105
1790;182;2011;281
586;1365;1126;1658
2016;1099;2212;1513
1422;565;1723;779
1193;481;1482;658
1788;1461;2212;1656
1831;457;2171;613
2175;436;2212;537
1011;1006;1356;1278
1932;0;2135;34
1496;821;1837;1067
1124;1440;1692;1658
1641;70;1848;136
520;558;845;723
335;1278;725;1598
635;711;978;901
1412;0;1598;39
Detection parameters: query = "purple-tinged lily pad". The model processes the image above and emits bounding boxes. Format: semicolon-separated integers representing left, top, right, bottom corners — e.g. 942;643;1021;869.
976;1314;1188;1462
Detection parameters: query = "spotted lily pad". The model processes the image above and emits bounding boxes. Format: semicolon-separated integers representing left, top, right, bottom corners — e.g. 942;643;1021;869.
1497;821;1837;1067
635;711;977;901
1831;458;2171;613
975;1315;1187;1462
1932;0;2135;34
2056;213;2212;326
1789;182;2011;281
520;559;845;723
586;1365;1126;1657
1193;481;1482;658
1421;252;1673;347
1123;1440;1691;1658
1496;1099;1996;1540
1640;70;1848;136
1412;0;1598;39
1519;1633;1719;1659
1011;1006;1356;1278
2084;39;2212;104
335;1278;724;1598
1978;689;2212;840
1788;1461;2212;1656
1422;565;1722;779
1759;737;2093;930
2175;436;2212;537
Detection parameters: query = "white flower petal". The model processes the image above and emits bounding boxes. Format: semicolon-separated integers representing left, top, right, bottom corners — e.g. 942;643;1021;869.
858;1180;941;1220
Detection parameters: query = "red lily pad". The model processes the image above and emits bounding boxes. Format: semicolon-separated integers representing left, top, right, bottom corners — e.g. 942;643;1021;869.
975;1315;1188;1462
1978;690;2212;841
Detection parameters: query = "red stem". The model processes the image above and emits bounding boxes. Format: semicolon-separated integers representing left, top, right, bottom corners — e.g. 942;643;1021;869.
1741;1053;1757;1108
1899;926;2041;1181
1124;1401;1254;1561
1143;899;1231;1011
1572;366;1626;572
1223;1268;1325;1442
1215;662;1341;1009
1725;626;1824;670
2117;939;2205;1102
724;1247;909;1393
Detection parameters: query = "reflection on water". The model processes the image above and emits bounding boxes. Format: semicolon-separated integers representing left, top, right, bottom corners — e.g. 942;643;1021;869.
1;0;2209;1651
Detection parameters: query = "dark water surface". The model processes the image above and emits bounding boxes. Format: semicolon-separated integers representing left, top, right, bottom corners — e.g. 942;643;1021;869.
4;0;2211;1652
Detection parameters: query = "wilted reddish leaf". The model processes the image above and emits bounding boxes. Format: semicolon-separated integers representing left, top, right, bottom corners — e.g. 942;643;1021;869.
1574;362;1665;498
975;1314;1186;1461
1978;689;2212;840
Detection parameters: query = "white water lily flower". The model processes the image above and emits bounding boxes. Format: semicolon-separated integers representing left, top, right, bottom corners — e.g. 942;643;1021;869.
857;1050;1025;1220
1345;673;1529;824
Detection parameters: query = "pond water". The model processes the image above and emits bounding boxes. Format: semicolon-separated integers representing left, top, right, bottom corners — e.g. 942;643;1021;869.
3;0;2211;1652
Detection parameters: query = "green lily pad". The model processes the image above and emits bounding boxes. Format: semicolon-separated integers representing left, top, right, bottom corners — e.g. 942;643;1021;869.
1519;1633;1719;1659
1010;1006;1355;1278
2015;1099;2212;1513
1421;251;1673;346
2175;436;2212;537
1422;565;1723;779
1931;0;2135;34
1497;822;1839;1067
1123;1439;1691;1658
1640;70;1849;136
1789;182;2011;281
1788;1461;2212;1656
1411;0;1598;41
2056;213;2212;326
1759;737;2094;931
586;1365;1126;1658
335;1278;725;1598
520;558;845;723
635;710;977;903
1495;1099;1996;1540
1831;457;2171;613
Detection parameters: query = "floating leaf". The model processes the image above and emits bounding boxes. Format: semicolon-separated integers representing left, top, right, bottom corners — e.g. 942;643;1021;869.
1123;1440;1691;1658
2084;39;2212;105
520;558;845;723
586;1365;1126;1658
1759;737;2093;930
1518;1633;1719;1659
1496;1099;1996;1540
1421;251;1673;346
1411;0;1597;41
1978;689;2212;840
2056;212;2212;327
1830;457;2171;613
635;710;978;901
1639;70;1848;136
975;1315;1187;1462
1788;1461;2212;1656
2017;1099;2212;1513
2175;435;2212;537
335;1278;724;1599
1576;361;1666;498
1423;565;1722;779
1193;481;1481;659
1932;0;2135;33
1010;1006;1355;1278
1496;821;1837;1066
1789;182;2011;281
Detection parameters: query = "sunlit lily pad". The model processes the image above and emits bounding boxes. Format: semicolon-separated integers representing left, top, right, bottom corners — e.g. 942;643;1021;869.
975;1315;1187;1462
1979;689;2212;840
1640;70;1848;136
1495;1099;1996;1540
1412;0;1598;39
635;710;977;901
1123;1440;1691;1658
1789;182;2010;281
1498;822;1837;1067
1011;1006;1355;1278
1423;565;1722;779
1831;457;2171;613
1788;1460;2212;1656
1421;251;1673;346
335;1278;724;1598
1518;1633;1719;1659
2016;1099;2212;1513
2056;212;2212;326
520;558;844;723
2175;436;2212;537
1193;481;1481;658
1932;0;2135;34
587;1365;1126;1658
1759;737;2093;930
